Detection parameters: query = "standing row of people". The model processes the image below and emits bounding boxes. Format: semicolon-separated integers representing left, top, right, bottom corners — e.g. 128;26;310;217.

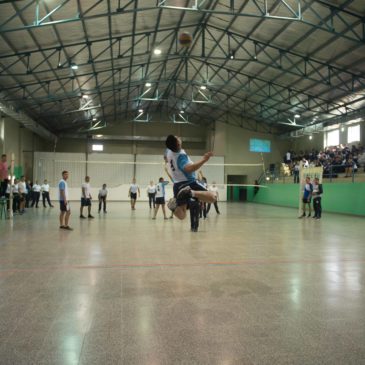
2;176;54;214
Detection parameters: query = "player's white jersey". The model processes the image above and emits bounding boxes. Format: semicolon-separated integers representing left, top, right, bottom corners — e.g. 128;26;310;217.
166;149;196;183
155;182;168;198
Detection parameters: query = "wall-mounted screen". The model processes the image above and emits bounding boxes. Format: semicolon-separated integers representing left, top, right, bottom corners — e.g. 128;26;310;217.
249;139;271;153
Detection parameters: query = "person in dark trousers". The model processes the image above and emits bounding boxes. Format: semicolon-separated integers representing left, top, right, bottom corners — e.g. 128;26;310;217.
206;181;220;215
293;160;300;183
312;177;323;220
147;181;156;209
41;179;54;207
31;180;41;208
98;183;108;213
299;176;313;218
0;154;9;197
25;180;32;208
198;172;207;220
253;180;260;196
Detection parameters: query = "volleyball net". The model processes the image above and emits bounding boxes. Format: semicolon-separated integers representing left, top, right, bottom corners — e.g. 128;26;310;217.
33;152;265;201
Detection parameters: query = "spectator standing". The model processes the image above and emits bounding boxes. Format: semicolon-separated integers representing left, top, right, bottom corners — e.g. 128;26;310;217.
285;150;291;164
299;176;313;218
25;180;32;208
31;181;41;208
18;176;26;214
312;177;323;220
0;154;8;197
12;178;20;214
253;180;260;196
80;176;94;219
41;179;54;207
98;183;108;213
293;160;300;183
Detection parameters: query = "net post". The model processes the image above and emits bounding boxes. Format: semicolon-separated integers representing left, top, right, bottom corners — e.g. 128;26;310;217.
9;153;14;219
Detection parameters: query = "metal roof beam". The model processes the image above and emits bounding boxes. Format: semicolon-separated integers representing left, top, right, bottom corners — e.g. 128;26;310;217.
158;0;302;20
158;0;364;44
0;1;157;33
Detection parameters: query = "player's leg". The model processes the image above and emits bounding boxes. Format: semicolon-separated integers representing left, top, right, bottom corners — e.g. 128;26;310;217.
59;210;65;227
189;199;200;232
153;204;160;219
161;204;167;219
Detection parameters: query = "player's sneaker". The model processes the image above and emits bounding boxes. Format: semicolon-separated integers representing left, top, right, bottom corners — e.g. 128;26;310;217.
177;186;192;201
167;198;177;212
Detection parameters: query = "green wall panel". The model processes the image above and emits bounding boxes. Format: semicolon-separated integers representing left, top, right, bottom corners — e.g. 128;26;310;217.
250;183;365;216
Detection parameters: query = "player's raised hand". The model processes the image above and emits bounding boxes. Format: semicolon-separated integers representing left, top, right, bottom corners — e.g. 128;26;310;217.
203;151;213;161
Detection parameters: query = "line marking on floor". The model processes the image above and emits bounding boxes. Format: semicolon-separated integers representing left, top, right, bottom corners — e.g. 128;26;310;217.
1;257;365;275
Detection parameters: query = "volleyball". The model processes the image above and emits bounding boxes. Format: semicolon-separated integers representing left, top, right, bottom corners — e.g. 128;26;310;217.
178;32;193;47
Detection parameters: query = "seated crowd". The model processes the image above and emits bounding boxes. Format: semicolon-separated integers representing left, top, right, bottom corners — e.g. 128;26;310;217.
283;144;365;180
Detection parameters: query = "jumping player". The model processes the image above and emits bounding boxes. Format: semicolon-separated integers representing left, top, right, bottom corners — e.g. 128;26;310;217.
165;135;216;224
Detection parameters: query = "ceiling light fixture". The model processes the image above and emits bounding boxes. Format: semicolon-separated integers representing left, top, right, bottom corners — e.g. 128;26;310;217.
200;85;207;90
294;114;300;118
138;109;143;113
153;48;161;55
145;82;152;87
70;62;78;70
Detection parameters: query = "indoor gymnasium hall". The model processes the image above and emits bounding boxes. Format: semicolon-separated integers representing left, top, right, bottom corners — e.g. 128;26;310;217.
0;1;364;364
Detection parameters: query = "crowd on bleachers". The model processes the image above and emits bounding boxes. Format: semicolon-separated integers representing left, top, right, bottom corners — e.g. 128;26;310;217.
282;144;365;180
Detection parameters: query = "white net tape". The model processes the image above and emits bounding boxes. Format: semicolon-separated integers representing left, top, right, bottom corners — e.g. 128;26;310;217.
33;152;264;201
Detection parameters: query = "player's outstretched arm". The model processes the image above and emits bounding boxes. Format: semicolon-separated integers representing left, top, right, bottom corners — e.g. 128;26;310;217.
184;152;213;173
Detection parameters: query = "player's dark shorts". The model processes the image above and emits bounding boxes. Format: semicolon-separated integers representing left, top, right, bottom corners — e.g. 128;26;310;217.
130;192;137;200
81;197;91;206
59;201;67;212
19;193;26;202
155;197;165;205
302;197;311;204
174;180;207;206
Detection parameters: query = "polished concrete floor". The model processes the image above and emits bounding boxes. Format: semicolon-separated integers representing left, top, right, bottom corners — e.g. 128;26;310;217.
0;202;364;365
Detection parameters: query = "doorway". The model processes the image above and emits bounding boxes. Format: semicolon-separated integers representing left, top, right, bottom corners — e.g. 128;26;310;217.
227;175;247;202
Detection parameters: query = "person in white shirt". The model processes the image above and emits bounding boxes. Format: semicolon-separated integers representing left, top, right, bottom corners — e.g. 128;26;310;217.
18;176;26;214
147;181;156;209
152;177;169;220
12;179;20;213
41;179;54;207
98;183;108;213
80;176;94;219
31;181;41;208
59;170;72;230
128;178;140;210
206;182;220;215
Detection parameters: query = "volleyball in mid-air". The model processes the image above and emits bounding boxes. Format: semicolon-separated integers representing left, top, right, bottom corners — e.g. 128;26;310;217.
178;32;193;47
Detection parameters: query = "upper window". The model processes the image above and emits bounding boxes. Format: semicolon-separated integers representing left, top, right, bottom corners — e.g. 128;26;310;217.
347;125;360;144
326;129;339;147
92;144;103;152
